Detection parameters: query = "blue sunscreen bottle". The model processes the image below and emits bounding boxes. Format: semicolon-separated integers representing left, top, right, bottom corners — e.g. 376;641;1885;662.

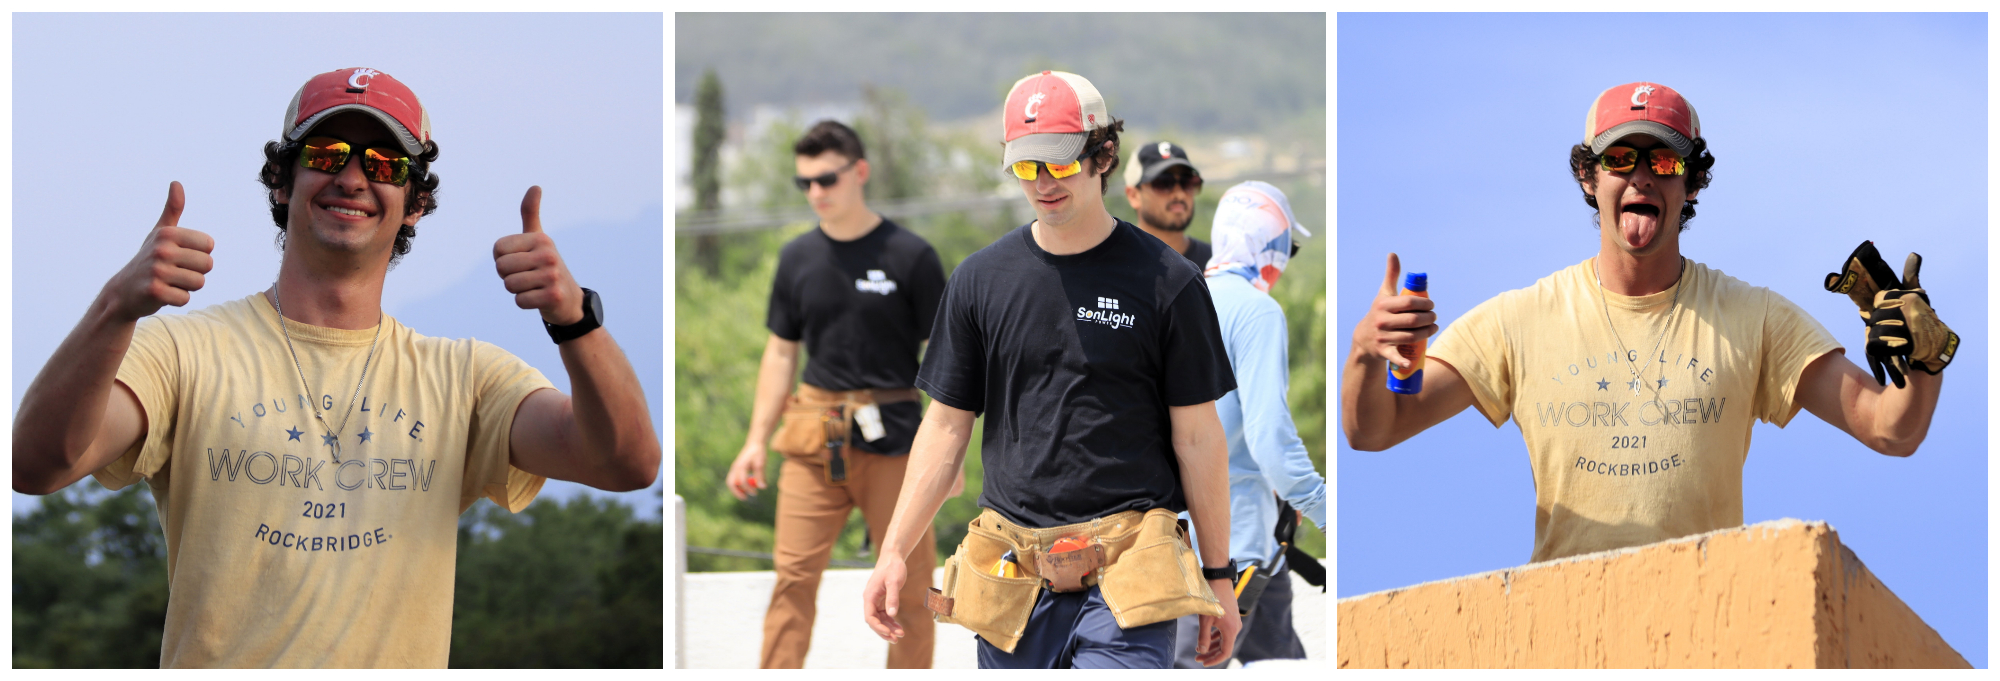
1387;272;1429;394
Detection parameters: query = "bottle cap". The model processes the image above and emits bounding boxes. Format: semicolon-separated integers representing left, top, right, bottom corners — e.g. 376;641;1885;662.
1403;272;1428;292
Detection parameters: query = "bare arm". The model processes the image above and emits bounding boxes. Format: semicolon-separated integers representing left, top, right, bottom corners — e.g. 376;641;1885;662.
724;335;800;500
499;187;660;491
1169;401;1243;665
1341;252;1478;451
15;182;211;495
1794;349;1941;457
862;399;975;642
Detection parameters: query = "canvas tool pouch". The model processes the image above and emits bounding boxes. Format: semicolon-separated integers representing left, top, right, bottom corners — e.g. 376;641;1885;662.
928;508;1224;654
769;384;919;486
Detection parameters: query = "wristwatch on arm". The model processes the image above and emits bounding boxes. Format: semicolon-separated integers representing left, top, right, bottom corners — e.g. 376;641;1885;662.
1201;559;1238;582
545;287;603;344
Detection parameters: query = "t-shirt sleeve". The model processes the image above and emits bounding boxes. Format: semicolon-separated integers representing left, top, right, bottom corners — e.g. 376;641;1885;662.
910;245;947;342
914;267;985;414
764;250;803;341
1161;276;1236;406
463;341;557;513
1754;289;1845;427
95;316;182;490
1426;294;1515;428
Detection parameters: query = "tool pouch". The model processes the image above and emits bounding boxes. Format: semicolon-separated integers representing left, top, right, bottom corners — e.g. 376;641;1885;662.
1095;509;1226;630
928;517;1041;653
770;386;874;486
1033;541;1105;593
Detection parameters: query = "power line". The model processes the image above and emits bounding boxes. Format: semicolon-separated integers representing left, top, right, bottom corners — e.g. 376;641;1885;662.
686;545;875;569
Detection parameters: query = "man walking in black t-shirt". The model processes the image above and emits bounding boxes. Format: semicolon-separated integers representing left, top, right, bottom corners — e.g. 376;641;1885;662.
1125;141;1211;267
727;120;948;669
860;70;1243;669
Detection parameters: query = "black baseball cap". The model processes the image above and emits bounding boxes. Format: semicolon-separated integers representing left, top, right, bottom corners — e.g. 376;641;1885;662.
1125;140;1200;187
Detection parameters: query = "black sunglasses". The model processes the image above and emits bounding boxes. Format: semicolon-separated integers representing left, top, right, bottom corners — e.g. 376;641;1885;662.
1146;171;1203;193
794;159;859;191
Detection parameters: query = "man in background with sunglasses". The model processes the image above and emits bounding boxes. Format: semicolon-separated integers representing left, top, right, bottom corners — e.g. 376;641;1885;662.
862;70;1242;669
1124;141;1210;266
725;119;948;668
1343;82;1949;565
12;67;660;668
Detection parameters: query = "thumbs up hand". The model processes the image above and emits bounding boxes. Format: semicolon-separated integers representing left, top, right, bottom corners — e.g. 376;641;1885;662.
107;181;216;321
1352;252;1437;370
493;186;584;325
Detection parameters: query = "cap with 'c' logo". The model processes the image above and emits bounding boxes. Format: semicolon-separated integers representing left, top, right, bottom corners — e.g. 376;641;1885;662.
1000;70;1111;171
1583;81;1700;157
283;67;433;156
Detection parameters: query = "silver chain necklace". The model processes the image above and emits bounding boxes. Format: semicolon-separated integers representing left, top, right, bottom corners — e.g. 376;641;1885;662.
1595;257;1686;398
272;282;382;463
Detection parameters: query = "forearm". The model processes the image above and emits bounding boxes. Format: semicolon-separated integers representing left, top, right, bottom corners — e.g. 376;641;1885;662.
742;339;799;447
1172;405;1232;568
879;401;972;562
555;328;660;488
1865;370;1941;456
1340;343;1401;450
15;296;140;493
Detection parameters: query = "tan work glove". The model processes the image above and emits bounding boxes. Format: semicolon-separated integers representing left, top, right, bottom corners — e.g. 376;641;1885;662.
1824;240;1904;322
1865;252;1959;389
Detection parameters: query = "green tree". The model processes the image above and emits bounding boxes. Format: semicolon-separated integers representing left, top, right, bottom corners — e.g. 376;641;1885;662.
691;67;727;275
12;480;170;668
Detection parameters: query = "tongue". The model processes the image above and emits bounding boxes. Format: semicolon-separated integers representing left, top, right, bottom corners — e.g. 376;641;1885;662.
1620;208;1658;250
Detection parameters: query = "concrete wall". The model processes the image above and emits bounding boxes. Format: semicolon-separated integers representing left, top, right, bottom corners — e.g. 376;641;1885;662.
1337;519;1968;669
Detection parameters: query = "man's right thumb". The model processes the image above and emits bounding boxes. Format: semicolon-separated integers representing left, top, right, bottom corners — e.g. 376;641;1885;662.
1380;252;1402;296
158;181;185;228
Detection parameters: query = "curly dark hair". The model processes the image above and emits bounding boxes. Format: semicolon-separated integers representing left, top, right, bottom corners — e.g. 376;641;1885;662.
1082;118;1125;193
1569;137;1714;231
794;119;866;161
259;138;440;266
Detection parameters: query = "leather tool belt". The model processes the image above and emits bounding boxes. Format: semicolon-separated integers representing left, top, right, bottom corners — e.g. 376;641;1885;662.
769;384;919;486
925;508;1225;654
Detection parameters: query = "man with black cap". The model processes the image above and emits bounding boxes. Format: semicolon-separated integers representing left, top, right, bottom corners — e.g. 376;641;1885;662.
1344;81;1954;564
1125;141;1210;266
860;70;1243;668
12;67;660;667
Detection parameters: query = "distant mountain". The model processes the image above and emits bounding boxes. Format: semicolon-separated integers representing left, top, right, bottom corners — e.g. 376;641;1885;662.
676;13;1325;134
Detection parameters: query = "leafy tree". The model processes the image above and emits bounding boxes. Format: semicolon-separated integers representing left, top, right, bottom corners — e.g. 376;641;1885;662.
12;480;169;668
692;67;727;275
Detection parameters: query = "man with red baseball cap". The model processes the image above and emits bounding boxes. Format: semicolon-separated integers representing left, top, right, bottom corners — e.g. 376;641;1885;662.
1343;82;1954;564
13;67;660;668
859;70;1243;668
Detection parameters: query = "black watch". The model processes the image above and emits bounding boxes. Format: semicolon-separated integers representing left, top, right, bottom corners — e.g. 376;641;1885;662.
545;287;603;344
1201;559;1237;582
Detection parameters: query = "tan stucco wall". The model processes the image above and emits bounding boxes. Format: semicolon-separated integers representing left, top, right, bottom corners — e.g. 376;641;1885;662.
1337;519;1968;669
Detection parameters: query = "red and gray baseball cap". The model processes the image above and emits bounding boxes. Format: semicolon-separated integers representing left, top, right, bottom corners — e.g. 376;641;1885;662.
282;67;432;156
1001;70;1111;169
1583;82;1700;156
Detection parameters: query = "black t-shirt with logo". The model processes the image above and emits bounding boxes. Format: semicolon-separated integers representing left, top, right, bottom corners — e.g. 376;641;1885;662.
916;219;1235;527
767;218;946;454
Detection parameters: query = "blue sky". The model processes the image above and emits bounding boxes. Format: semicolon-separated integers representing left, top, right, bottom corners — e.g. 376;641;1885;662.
1335;13;1986;666
11;14;664;518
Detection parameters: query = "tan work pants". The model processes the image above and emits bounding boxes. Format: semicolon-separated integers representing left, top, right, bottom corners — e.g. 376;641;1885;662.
760;448;938;668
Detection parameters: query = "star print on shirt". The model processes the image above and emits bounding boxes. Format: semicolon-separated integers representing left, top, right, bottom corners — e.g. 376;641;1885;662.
1657;377;1671;388
357;428;373;444
1596;378;1610;391
322;432;339;447
286;426;303;441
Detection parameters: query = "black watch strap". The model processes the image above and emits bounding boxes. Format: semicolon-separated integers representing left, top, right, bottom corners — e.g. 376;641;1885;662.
1201;560;1237;582
545;287;603;344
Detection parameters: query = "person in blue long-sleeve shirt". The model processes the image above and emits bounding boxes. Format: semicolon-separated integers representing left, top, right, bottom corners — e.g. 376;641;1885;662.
1170;180;1325;668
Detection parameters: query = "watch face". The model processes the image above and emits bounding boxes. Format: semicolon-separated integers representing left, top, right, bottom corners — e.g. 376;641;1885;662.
587;288;604;323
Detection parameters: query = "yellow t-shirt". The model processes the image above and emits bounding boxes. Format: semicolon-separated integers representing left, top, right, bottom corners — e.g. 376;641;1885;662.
1427;257;1841;564
93;293;554;668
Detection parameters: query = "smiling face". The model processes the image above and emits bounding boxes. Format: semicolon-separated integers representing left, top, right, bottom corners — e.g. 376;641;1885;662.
275;112;420;263
1582;134;1695;258
1018;154;1107;229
